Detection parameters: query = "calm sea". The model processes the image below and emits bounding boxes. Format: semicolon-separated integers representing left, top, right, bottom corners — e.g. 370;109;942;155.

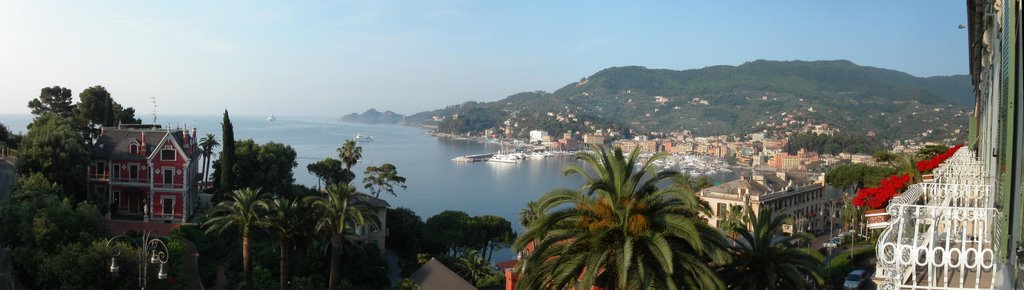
2;113;746;261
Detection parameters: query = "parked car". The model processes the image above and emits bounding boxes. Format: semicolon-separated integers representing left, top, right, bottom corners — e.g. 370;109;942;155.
843;269;867;289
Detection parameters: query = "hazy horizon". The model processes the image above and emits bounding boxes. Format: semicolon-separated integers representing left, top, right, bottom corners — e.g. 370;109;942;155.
1;1;969;117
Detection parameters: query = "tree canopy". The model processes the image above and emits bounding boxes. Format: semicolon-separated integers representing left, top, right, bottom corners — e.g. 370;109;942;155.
362;163;407;198
219;110;236;199
27;86;76;118
232;139;298;195
15;113;90;199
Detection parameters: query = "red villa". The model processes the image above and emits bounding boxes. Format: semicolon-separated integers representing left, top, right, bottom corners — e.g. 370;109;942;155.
88;124;201;223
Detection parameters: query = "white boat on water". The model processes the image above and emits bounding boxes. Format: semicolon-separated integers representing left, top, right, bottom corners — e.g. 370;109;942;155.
488;154;520;163
529;152;547;159
267;115;277;122
355;134;374;142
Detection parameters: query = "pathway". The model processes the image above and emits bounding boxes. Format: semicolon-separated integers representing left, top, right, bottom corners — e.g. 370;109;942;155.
0;157;14;205
0;158;14;290
181;238;205;290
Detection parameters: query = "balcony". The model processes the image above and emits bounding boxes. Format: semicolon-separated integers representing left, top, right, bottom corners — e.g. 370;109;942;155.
875;147;1004;290
154;182;185;189
110;176;150;184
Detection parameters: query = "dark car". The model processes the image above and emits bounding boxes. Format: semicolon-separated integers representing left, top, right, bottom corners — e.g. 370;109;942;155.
843;269;867;289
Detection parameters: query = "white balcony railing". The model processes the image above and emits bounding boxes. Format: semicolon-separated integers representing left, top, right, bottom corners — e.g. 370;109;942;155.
875;146;1004;290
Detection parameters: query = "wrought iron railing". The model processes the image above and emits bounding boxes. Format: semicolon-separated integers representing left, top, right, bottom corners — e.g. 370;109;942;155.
875;147;1003;290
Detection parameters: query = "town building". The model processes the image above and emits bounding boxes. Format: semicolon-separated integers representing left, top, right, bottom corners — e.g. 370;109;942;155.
349;196;390;256
699;170;830;233
582;134;605;145
88;124;201;224
528;130;550;143
849;153;876;165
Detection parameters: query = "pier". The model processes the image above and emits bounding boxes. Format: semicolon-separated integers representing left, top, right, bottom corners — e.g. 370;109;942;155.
451;153;495;162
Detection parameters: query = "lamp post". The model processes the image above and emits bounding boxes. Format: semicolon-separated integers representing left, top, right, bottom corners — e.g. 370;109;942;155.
106;230;170;290
821;199;841;239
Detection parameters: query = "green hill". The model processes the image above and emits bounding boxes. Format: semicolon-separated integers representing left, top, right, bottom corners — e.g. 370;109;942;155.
394;60;973;142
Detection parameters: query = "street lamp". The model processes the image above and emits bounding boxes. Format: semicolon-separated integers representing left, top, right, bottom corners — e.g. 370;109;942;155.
106;230;170;290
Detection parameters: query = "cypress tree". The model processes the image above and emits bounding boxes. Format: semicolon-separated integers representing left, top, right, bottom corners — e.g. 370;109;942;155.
219;110;236;200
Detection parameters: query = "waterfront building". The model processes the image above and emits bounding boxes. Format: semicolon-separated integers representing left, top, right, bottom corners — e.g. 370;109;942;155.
582;134;605;145
872;1;1021;288
87;124;201;223
699;170;830;233
528;130;550;143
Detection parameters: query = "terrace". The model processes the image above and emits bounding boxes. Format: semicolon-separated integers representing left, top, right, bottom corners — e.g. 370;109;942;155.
875;147;1004;289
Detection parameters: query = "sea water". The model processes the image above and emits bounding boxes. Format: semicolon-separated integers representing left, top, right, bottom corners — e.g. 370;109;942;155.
2;113;745;262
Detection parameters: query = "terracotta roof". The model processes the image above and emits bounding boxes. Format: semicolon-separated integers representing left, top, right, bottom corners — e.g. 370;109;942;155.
495;259;518;270
410;258;477;290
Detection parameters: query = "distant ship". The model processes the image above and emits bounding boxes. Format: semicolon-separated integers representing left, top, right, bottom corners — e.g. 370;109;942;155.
267;115;277;122
355;134;374;142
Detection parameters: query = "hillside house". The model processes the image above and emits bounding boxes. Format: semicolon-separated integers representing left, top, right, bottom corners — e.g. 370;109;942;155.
88;124;201;224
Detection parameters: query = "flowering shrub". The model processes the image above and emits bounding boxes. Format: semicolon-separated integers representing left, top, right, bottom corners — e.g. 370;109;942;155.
853;144;963;210
852;174;911;209
916;145;963;172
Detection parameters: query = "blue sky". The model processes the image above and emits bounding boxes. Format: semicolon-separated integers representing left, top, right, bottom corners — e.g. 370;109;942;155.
0;1;968;117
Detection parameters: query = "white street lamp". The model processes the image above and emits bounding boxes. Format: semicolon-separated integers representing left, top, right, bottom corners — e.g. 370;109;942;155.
106;230;171;290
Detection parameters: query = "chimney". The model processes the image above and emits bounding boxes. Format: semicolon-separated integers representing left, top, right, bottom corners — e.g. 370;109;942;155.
140;132;147;156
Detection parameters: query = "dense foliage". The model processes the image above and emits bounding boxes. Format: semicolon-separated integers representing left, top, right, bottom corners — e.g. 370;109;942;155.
15;113;90;200
718;207;823;290
407;61;970;142
0;174;188;289
219;110;236;200
234;140;298;194
27;85;141;141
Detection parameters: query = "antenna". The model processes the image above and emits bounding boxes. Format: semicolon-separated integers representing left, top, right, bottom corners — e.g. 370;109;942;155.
150;97;158;124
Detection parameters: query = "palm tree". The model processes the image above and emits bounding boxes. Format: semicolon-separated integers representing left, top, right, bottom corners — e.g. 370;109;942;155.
337;140;361;183
263;197;309;290
672;173;712;195
305;183;379;290
718;207;823;290
518;200;543;228
719;204;746;238
204;188;266;290
513;146;729;290
198;134;220;183
455;249;495;285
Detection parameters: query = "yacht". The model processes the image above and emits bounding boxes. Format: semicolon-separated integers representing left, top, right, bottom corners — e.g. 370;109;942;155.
355;134;374;142
488;154;520;163
267;115;276;122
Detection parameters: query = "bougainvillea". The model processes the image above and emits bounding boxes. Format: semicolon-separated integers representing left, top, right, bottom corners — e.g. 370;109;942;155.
854;144;963;210
916;145;963;172
852;174;912;209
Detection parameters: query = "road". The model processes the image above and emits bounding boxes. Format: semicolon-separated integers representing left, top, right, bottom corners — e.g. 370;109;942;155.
0;157;12;204
0;158;14;290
